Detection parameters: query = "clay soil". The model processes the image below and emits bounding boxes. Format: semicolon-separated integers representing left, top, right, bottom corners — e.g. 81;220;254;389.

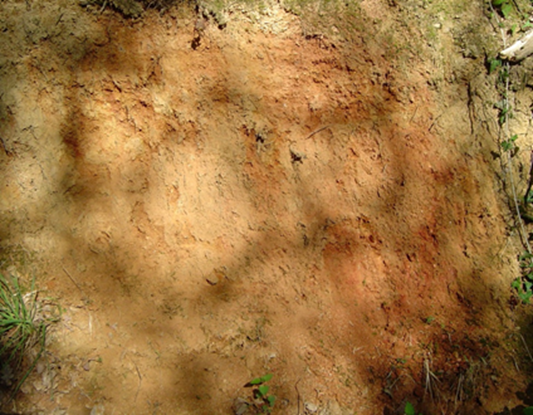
1;0;533;414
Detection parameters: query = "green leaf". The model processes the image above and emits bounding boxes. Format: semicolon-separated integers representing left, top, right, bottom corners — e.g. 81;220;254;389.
492;0;505;5
405;401;415;415
267;395;276;407
524;406;533;415
501;135;518;151
260;373;273;383
502;2;512;18
489;58;502;74
501;141;513;151
249;373;273;385
258;384;269;396
519;252;533;261
519;293;530;303
512;278;533;303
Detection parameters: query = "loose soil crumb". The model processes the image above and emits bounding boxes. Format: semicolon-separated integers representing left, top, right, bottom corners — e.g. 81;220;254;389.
0;0;532;414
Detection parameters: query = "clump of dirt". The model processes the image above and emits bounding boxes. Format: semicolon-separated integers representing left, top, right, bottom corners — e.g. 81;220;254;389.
0;0;532;414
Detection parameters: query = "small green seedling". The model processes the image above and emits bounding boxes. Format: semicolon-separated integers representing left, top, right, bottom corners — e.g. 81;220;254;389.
246;373;276;413
492;0;513;18
489;58;502;74
404;401;422;415
512;278;533;303
501;134;518;152
512;252;533;303
494;99;513;127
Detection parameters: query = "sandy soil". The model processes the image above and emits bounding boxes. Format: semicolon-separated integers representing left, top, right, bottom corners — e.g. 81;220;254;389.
0;0;532;414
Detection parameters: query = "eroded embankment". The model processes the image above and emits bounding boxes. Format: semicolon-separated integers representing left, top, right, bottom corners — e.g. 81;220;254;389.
0;0;527;413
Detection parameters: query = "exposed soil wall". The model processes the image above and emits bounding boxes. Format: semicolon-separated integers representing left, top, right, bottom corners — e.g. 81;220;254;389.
0;0;531;414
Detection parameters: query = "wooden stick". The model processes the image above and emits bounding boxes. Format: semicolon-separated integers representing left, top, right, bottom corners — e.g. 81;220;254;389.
62;265;89;300
501;30;533;61
305;125;331;140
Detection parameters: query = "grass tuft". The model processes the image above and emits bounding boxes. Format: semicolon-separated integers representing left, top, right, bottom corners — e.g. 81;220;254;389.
0;273;58;402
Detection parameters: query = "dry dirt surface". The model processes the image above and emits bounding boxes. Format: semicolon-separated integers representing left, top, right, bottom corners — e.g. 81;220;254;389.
1;0;533;414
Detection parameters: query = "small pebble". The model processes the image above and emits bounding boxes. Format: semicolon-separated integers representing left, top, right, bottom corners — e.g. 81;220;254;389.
90;404;105;415
305;402;318;413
